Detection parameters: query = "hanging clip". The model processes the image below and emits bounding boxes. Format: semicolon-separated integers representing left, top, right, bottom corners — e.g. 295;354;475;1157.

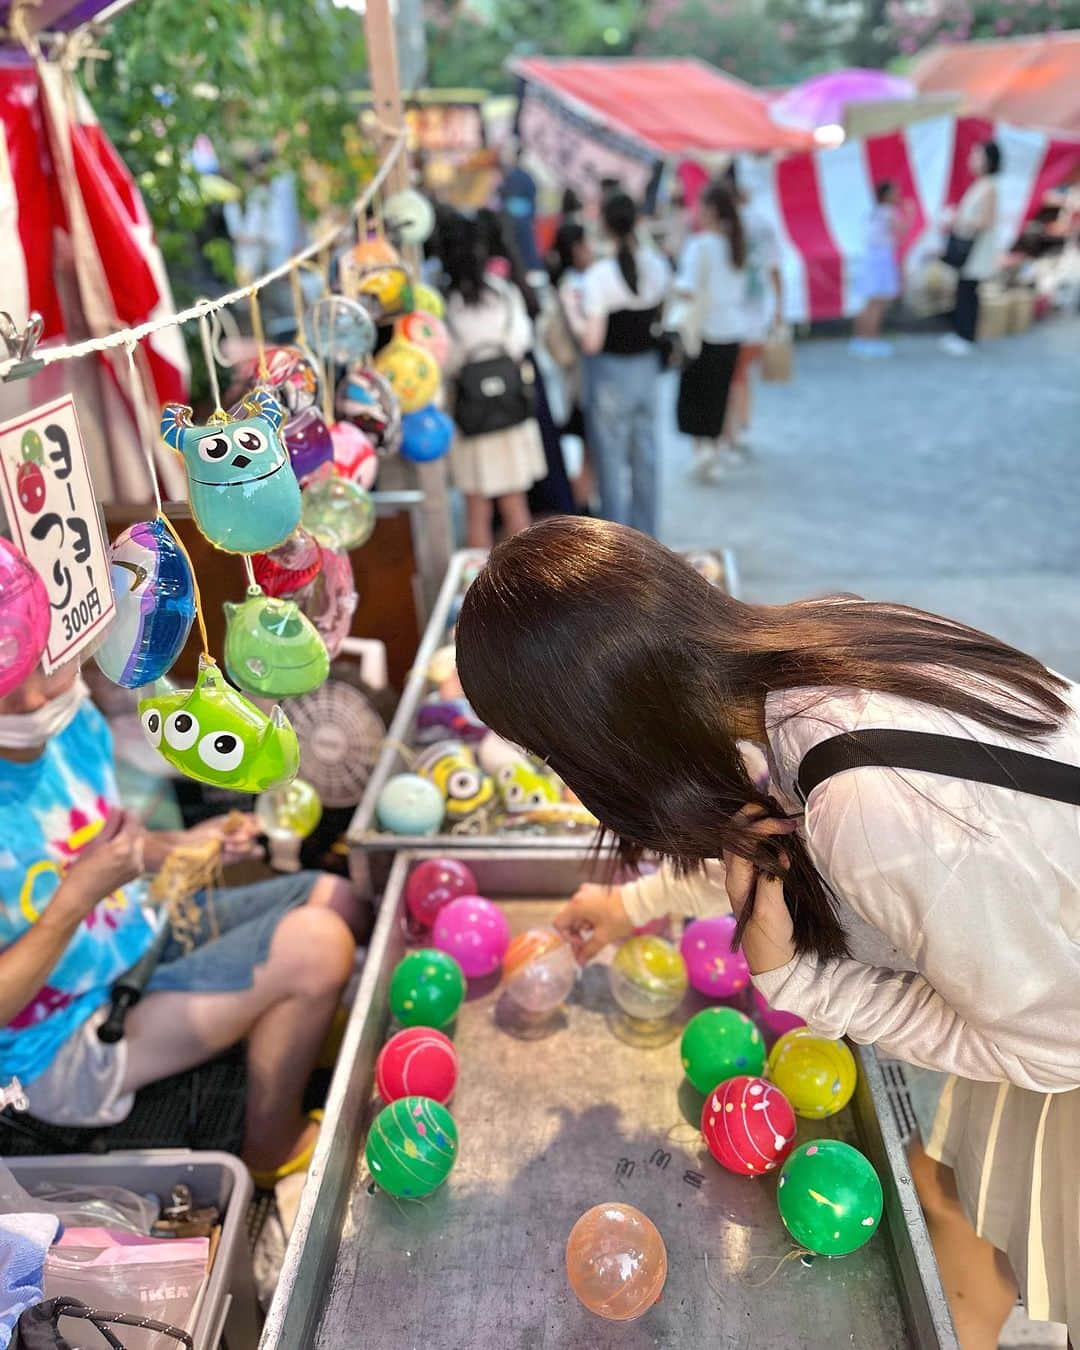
1;1076;29;1113
0;310;45;382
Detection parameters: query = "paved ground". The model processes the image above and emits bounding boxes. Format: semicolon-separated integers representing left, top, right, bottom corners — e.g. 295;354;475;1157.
662;318;1079;1347
659;315;1080;678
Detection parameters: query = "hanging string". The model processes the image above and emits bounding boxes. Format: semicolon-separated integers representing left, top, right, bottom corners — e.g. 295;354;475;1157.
288;264;307;342
248;287;270;382
160;516;212;661
122;338;162;516
196;305;225;414
242;554;258;592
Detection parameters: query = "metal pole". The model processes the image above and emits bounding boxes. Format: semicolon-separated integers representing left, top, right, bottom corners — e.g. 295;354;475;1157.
363;0;452;613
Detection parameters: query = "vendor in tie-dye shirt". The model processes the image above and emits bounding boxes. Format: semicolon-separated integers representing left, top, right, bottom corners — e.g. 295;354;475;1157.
0;661;368;1186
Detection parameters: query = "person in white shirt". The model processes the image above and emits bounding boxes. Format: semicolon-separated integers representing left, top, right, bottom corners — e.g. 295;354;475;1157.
725;163;783;449
672;181;749;482
457;515;1080;1350
851;179;914;359
942;139;1001;357
580;192;670;537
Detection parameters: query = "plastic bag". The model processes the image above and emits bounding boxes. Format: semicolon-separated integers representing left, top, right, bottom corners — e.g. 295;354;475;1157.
0;1164;157;1236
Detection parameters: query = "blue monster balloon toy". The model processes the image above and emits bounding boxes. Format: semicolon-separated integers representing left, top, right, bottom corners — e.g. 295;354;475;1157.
94;518;196;689
400;405;453;464
161;390;301;555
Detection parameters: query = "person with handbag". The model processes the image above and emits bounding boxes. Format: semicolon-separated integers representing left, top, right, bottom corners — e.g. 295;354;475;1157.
671;180;749;482
941;139;1002;356
579;191;670;537
456;515;1080;1350
441;212;546;548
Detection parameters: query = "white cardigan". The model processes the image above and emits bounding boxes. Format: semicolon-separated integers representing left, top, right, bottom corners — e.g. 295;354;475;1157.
621;683;1080;1093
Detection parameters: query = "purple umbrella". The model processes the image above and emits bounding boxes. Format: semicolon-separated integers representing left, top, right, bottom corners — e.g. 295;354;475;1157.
771;68;916;131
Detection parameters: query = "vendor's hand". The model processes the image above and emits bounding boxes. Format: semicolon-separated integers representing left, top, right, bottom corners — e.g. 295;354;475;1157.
554;883;634;963
186;813;264;864
723;806;797;975
52;810;145;922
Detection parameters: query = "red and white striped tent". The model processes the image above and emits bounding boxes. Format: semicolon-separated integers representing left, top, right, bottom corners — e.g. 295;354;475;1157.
738;115;1080;324
0;57;188;502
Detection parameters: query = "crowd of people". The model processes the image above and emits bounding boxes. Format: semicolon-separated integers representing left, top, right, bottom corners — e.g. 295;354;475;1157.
421;163;785;547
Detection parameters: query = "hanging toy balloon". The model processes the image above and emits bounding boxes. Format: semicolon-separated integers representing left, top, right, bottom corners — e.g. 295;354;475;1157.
160;393;300;555
292;545;357;659
777;1140;883;1257
383;188;435;245
251;528;322;598
223;586;329;698
395;311;450;369
373;340;440;415
282;405;334;483
94;519;196;689
301;475;376;552
138;655;299;793
400;405;453;464
255;776;322;840
304;295;377;366
412;283;445;320
342;236;411;321
0;538;49;698
336;364;402;456
252;345;321;416
330;422;378;489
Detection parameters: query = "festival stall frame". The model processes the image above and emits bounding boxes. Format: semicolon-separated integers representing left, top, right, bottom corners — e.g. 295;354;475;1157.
260;846;957;1350
511;55;812;207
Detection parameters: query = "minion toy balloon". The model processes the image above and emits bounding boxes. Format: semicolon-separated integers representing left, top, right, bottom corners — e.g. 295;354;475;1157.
496;760;562;814
138;656;299;793
160;391;301;555
415;740;495;824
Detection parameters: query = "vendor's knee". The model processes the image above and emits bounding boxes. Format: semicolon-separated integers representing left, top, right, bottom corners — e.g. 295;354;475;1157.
306;871;373;942
268;905;355;996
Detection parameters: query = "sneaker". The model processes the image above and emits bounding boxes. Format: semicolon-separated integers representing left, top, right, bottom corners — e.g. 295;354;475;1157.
849;337;873;357
939;333;973;357
689;444;719;481
866;339;894;358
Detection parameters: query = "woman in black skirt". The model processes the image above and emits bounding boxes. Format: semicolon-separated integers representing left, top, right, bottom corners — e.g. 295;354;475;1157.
674;180;749;483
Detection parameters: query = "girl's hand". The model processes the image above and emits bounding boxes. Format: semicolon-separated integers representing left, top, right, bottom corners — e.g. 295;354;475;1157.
553;883;634;963
723;806;797;975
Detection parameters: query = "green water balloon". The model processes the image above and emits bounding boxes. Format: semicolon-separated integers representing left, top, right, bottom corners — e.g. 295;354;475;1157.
777;1139;883;1256
680;1006;764;1094
389;948;466;1028
365;1095;458;1197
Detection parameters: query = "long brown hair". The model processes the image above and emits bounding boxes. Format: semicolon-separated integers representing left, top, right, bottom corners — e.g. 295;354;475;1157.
701;180;746;268
456;518;1068;960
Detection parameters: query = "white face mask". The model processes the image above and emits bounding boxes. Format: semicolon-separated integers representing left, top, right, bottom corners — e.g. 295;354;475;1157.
0;677;89;750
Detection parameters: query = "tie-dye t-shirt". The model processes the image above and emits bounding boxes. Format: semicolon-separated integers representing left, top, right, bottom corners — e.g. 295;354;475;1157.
0;700;153;1084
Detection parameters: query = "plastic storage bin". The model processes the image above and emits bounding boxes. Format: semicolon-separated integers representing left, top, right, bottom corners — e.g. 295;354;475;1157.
8;1150;258;1350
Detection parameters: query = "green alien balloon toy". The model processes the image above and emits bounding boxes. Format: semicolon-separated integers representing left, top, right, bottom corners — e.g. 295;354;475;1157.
223;586;329;698
138;656;299;793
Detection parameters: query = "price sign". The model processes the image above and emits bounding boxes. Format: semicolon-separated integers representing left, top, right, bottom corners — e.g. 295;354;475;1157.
0;396;115;672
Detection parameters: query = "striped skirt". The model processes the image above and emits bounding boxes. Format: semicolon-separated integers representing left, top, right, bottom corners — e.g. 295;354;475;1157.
926;1075;1080;1337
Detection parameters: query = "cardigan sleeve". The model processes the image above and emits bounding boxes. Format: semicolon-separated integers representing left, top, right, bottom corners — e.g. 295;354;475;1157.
621;859;730;928
755;768;1080;1092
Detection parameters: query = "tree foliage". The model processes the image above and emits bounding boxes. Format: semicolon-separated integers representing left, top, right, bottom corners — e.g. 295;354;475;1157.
93;0;372;299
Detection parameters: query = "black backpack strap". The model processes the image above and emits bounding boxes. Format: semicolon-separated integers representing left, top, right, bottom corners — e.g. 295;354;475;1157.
795;728;1080;809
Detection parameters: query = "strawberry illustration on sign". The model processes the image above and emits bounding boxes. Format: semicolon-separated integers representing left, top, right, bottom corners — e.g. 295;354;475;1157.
17;430;45;514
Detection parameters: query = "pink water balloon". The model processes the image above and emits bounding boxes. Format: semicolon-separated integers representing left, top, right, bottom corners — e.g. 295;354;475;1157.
680;915;750;998
752;988;806;1038
405;857;478;928
0;539;49;697
433;895;510;978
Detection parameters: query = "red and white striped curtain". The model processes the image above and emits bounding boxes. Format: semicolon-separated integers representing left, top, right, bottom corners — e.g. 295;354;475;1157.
739;116;1080;324
0;57;188;503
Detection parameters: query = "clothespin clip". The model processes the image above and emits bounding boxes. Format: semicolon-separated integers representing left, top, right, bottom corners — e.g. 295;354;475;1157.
1;1076;29;1113
0;310;45;382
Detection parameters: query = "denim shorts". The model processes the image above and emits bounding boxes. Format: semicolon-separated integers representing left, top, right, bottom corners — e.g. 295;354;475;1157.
146;870;322;994
25;871;322;1128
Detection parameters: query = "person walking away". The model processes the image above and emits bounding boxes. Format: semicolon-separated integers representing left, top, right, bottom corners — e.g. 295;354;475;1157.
673;180;748;482
725;163;783;449
851;180;912;358
941;139;1001;356
580;192;669;536
539;222;594;511
442;212;546;548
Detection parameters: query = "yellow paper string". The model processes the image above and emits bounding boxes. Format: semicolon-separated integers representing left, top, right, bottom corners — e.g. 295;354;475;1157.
249;287;270;382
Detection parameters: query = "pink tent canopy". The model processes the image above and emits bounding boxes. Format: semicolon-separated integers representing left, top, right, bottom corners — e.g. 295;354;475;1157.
771;68;917;131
